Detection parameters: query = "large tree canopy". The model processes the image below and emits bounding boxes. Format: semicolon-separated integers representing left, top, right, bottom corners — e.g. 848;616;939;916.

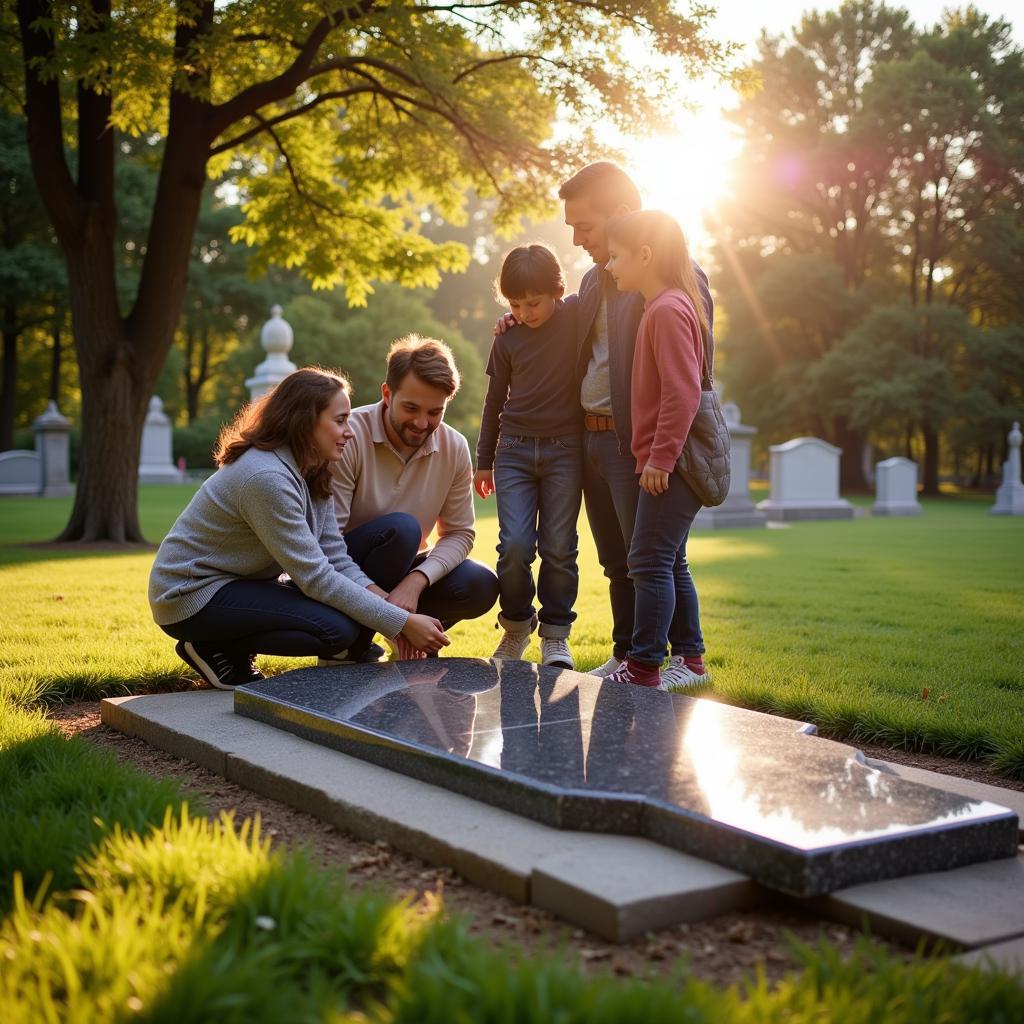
3;0;734;541
714;1;1023;492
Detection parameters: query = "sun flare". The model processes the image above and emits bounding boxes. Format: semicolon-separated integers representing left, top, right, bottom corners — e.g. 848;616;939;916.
621;109;740;259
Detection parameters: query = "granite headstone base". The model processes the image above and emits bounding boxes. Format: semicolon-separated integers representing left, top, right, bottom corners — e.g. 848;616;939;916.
234;660;1018;898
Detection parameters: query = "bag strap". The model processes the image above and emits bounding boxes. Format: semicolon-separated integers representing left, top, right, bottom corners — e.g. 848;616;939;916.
699;324;713;391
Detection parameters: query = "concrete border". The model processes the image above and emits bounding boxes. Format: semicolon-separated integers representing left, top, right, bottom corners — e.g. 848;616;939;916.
102;692;764;941
101;691;1024;950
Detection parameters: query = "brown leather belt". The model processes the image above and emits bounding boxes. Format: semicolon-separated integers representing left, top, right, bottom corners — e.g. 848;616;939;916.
584;413;615;432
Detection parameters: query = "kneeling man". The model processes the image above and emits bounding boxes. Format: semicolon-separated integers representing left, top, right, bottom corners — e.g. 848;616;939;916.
331;334;499;659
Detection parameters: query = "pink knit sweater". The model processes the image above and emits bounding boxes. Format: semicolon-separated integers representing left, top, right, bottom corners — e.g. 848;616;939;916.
630;288;703;474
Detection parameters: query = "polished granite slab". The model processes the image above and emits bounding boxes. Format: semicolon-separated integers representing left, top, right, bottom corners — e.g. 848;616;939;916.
234;659;1019;897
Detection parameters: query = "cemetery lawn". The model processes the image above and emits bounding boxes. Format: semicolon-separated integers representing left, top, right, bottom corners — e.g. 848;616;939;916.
1;489;1023;1019
1;486;1022;777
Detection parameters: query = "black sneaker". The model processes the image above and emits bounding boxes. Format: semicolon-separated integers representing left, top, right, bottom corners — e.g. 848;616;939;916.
175;640;264;690
317;642;386;667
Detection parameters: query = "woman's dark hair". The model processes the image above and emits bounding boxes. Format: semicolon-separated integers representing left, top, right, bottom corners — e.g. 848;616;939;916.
497;244;565;300
605;210;711;346
214;366;351;498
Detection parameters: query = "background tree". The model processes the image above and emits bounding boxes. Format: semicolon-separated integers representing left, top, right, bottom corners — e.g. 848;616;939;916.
4;0;733;542
0;110;67;450
714;2;1023;492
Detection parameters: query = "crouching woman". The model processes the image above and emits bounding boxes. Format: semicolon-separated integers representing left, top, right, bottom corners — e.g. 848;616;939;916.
149;367;449;689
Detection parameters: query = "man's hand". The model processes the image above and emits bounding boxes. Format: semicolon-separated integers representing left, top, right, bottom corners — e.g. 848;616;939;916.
367;583;389;599
639;462;670;496
493;312;516;336
395;634;426;660
473;469;495;499
387;570;429;614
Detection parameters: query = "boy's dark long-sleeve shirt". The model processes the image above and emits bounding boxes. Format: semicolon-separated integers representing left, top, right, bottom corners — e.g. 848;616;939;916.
476;297;581;470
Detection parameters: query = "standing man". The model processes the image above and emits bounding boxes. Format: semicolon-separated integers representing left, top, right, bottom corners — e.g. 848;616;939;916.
331;334;499;659
559;162;714;684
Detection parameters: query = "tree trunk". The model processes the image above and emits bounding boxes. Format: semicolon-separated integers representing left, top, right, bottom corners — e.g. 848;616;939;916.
0;316;16;451
58;348;151;543
833;414;867;491
48;317;61;403
921;424;940;496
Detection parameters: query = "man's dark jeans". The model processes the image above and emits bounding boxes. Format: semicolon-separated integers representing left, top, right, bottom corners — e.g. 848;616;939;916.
344;512;499;652
582;430;704;662
493;434;582;637
161;512;498;659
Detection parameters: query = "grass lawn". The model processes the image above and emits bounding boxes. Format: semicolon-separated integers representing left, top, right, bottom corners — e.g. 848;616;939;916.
2;484;1022;775
2;487;1023;1019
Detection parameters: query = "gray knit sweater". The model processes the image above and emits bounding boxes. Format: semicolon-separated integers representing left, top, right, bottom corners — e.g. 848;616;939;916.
148;446;409;639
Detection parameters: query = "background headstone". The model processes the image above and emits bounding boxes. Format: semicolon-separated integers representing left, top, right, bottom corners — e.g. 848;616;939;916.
990;421;1024;516
756;437;854;521
138;396;184;484
692;400;767;529
32;401;73;497
872;457;921;517
246;304;297;403
0;450;42;495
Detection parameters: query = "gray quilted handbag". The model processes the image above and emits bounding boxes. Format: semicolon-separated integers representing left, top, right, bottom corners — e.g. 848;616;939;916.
675;329;731;507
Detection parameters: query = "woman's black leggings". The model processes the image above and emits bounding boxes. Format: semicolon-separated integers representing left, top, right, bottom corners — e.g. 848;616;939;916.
160;578;360;659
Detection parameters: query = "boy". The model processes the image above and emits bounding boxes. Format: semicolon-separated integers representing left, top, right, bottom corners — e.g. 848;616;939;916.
474;244;582;668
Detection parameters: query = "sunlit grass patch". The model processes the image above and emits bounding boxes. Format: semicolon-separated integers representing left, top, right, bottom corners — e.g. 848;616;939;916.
2;806;1023;1022
1;491;1022;776
0;700;187;913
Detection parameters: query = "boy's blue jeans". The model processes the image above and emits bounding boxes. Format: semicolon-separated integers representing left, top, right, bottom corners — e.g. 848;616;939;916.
627;471;705;665
493;434;583;637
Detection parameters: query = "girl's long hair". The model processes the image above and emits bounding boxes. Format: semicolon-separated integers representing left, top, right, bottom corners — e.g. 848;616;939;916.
606;210;711;354
214;366;351;498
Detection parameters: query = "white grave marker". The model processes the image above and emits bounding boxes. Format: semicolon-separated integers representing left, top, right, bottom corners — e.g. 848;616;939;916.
139;396;184;484
756;437;854;521
872;457;921;516
990;422;1024;516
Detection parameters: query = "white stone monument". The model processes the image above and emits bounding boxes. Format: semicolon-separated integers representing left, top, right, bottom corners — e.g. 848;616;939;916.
990;421;1024;516
872;457;921;516
138;396;184;484
246;304;296;402
0;450;42;495
692;401;767;529
32;400;74;497
756;437;854;521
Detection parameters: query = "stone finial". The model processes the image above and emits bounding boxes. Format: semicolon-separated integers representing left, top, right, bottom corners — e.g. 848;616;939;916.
247;303;298;403
146;395;169;424
260;304;294;356
33;400;71;430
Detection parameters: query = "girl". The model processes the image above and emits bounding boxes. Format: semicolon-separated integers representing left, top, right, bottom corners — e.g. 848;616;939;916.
149;367;448;689
602;210;710;689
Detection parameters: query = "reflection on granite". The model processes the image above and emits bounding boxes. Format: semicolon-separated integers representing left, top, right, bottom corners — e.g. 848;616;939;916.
234;659;1019;896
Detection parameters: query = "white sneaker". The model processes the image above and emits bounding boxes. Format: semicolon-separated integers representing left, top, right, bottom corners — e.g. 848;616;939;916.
541;637;575;669
589;655;622;678
661;655;709;691
492;629;532;661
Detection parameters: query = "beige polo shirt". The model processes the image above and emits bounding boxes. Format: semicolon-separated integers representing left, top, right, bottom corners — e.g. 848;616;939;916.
330;401;476;586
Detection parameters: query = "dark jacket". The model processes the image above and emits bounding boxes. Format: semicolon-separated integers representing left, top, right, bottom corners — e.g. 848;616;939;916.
575;261;715;457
